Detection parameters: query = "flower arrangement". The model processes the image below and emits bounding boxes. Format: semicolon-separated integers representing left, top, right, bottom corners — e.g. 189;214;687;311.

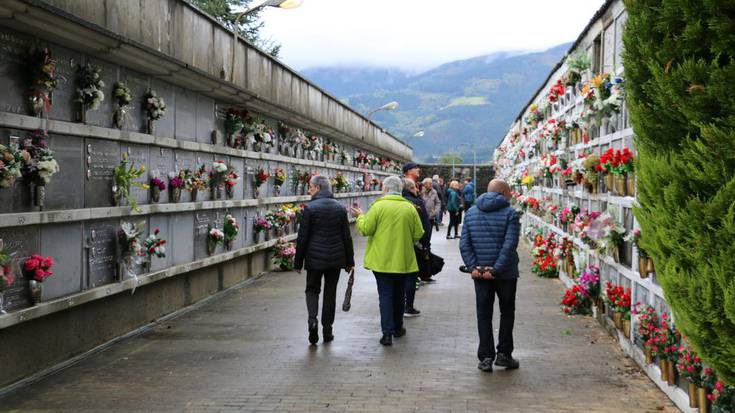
603;282;631;315
20;130;59;207
578;265;600;299
253;216;271;242
531;233;558;278
27;47;58;116
113;155;148;212
677;344;703;386
548;79;566;103
273;168;286;196
0;244;15;291
561;283;592;315
243;115;274;151
271;238;296;270
23;254;54;282
563;51;590;87
333;172;349;192
255;168;270;187
226;108;246;147
223;214;240;250
708;379;735;412
0;143;25;188
587;212;626;257
207;226;225;255
225;166;239;199
75;63;105;118
112;82;133;129
144;89;166;133
168;171;185;203
149;175;166;203
559;205;580;225
209;160;229;199
119;221;146;261
143;228;166;259
184;167;208;201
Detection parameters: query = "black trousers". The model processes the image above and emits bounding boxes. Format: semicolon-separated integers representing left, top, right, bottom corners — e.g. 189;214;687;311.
374;272;407;335
447;210;462;237
305;269;341;328
474;278;517;361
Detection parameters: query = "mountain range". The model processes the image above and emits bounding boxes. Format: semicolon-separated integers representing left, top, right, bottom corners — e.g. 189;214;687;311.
301;43;571;163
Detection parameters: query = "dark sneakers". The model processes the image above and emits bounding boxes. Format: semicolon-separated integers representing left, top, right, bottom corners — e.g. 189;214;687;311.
380;334;393;346
477;358;494;372
394;327;407;338
308;322;319;345
495;353;520;369
404;308;421;317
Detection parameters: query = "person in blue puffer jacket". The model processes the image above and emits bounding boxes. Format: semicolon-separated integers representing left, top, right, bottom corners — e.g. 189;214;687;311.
459;179;521;373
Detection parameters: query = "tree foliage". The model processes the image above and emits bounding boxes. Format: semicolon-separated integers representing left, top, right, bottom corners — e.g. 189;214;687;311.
189;0;281;57
623;0;735;383
438;153;463;164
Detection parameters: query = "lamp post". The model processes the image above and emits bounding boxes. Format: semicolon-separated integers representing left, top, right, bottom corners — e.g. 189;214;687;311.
230;0;304;82
367;101;399;120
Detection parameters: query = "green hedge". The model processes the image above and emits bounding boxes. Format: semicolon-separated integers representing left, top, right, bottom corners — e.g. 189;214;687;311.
623;0;735;383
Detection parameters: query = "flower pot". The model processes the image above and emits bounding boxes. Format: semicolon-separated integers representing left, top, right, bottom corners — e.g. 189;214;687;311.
622;319;631;339
170;187;181;203
595;298;604;315
612;246;620;263
666;360;677;386
225;239;233;251
29;93;47;117
605;174;614;193
114;107;126;129
79;104;87;124
688;382;699;408
613;311;623;330
274;185;281;197
207;239;217;256
226;185;235;199
212;186;222;200
644;348;653;364
697;387;709;413
147;119;154;135
35;184;46;208
639;257;648;278
614;175;626;196
191;188;198;202
28;279;42;305
151;186;161;203
647;257;655;273
626;174;636;197
254;186;260;198
659;359;669;382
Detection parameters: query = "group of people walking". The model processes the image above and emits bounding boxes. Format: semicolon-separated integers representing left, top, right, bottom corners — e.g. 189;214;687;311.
294;164;520;372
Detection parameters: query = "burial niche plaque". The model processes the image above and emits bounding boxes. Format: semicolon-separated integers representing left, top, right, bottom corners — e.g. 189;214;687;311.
85;220;118;288
85;139;120;208
0;227;40;311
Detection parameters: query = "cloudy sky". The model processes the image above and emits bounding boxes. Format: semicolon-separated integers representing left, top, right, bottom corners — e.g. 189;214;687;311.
259;0;606;71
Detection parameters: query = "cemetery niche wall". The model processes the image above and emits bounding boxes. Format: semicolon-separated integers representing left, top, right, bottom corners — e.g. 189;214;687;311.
0;0;411;388
491;0;730;411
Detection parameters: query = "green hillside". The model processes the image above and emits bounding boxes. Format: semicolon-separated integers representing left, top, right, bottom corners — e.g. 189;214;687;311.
302;43;570;163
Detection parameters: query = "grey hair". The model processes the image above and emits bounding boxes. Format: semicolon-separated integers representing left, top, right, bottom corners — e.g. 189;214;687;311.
422;177;433;186
432;174;440;181
403;178;417;191
382;175;403;194
309;175;331;192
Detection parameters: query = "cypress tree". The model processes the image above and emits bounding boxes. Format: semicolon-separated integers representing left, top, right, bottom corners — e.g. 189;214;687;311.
623;0;735;383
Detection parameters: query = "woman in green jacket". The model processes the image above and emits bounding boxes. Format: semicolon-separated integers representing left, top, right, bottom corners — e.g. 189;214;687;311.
351;176;424;346
446;180;462;239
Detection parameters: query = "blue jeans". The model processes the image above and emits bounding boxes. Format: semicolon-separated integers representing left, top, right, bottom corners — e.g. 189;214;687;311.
373;272;407;335
435;209;443;224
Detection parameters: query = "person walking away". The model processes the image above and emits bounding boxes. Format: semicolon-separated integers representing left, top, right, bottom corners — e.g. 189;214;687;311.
295;175;355;345
459;179;521;372
402;179;432;317
432;175;446;227
462;177;476;213
351;176;424;346
446;180;462;239
423;178;441;232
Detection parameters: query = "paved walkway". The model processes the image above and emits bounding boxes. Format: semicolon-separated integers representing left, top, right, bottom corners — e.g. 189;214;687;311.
0;229;678;413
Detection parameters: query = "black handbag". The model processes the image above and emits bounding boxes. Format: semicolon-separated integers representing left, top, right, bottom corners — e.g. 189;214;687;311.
429;252;445;275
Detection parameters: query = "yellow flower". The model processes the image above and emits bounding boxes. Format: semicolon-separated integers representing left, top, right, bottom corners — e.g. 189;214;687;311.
142;184;150;190
140;165;146;172
591;75;603;89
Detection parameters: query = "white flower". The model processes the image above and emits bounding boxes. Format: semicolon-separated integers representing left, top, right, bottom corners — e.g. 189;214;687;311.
213;161;228;173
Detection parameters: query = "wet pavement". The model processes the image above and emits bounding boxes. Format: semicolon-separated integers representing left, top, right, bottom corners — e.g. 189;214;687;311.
0;227;678;412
